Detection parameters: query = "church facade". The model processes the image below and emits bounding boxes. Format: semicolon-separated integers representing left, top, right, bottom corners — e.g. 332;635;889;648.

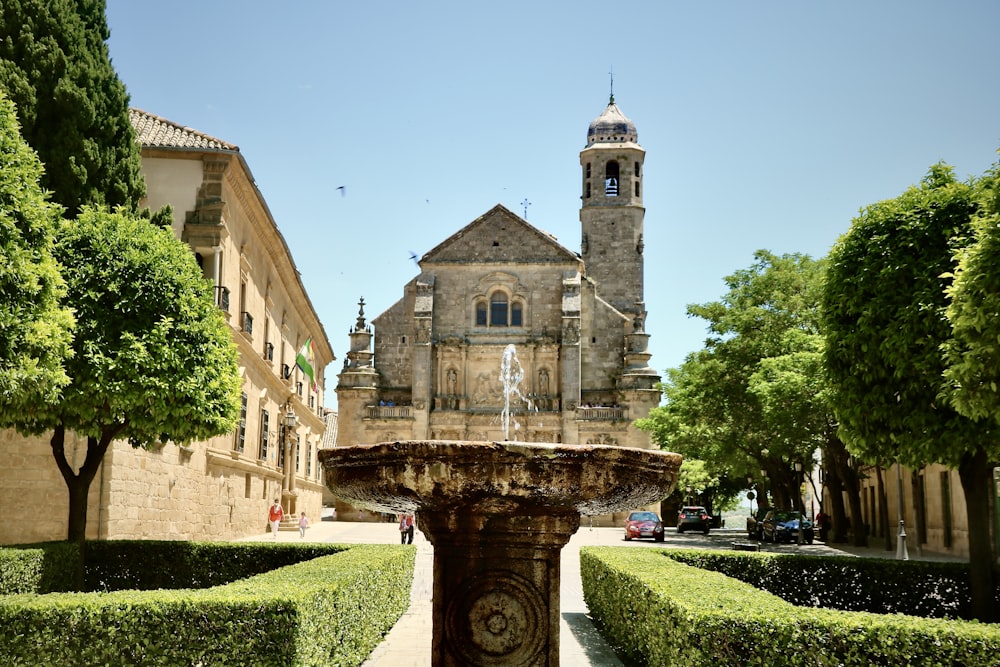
335;98;662;520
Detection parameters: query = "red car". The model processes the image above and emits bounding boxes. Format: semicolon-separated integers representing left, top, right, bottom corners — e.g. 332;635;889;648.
624;511;665;542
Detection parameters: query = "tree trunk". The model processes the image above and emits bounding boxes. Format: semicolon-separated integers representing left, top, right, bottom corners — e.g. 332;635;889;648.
911;469;926;554
51;429;109;542
875;466;893;551
825;462;848;543
826;432;866;546
957;448;997;622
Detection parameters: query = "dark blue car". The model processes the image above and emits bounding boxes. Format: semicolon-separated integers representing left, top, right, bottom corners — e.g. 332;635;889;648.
761;509;814;544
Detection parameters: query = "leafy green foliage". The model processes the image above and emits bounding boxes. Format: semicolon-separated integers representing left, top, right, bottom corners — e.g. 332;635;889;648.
637;251;828;509
0;542;415;667
582;546;1000;667
18;207;242;445
666;549;991;620
0;91;74;414
0;0;145;215
823;163;992;467
944;159;1000;423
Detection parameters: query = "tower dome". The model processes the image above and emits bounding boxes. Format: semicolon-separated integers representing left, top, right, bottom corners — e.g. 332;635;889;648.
586;96;637;146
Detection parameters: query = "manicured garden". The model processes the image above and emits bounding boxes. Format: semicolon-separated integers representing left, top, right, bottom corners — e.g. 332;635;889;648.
581;546;1000;666
0;540;415;666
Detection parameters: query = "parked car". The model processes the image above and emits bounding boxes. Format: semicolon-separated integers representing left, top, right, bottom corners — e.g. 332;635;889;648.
746;507;768;540
761;509;814;544
676;506;711;534
624;511;665;542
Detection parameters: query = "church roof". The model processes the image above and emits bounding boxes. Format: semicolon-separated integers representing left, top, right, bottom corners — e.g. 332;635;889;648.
586;98;637;146
129;108;239;151
419;204;581;265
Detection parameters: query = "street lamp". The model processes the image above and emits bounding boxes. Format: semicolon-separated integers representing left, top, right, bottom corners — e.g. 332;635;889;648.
794;461;804;545
896;461;909;560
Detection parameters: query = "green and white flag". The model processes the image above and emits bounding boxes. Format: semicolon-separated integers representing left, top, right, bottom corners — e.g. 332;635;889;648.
296;337;316;390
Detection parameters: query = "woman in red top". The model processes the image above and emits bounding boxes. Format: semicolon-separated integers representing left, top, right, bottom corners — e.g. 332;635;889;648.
268;499;284;538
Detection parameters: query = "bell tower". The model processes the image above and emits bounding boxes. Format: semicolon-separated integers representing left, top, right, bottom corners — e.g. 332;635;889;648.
579;93;646;318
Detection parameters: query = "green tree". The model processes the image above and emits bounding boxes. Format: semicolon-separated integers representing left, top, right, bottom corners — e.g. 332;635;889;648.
944;159;1000;420
0;91;74;414
4;207;241;544
824;163;997;620
0;0;144;215
638;251;828;512
748;330;865;545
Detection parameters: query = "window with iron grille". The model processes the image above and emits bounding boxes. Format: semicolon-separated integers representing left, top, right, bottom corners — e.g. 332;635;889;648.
259;410;269;460
235;392;247;452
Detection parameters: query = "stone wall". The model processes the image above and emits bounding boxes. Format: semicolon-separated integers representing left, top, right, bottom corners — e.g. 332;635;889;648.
0;429;325;544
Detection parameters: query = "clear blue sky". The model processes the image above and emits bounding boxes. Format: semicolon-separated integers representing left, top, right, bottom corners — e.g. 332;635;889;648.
106;1;1000;403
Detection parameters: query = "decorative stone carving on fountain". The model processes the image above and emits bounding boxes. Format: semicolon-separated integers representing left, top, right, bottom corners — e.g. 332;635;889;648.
320;440;681;667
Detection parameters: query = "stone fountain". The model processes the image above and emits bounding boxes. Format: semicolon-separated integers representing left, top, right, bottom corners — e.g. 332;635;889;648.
320;348;681;666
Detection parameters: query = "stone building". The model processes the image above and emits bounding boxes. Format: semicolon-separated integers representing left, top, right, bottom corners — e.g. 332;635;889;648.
335;97;661;523
0;110;333;544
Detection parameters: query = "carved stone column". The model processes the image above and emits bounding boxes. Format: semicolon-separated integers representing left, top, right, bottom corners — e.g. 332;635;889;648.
418;506;579;666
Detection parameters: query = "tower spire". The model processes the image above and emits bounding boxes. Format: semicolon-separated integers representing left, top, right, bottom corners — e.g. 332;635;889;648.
609;66;615;104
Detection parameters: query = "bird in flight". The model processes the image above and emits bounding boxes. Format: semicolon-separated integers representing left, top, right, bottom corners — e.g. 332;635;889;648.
409;251;419;266
336;186;346;196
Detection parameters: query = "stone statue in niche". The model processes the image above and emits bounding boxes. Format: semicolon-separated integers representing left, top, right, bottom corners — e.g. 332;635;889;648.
446;368;459;410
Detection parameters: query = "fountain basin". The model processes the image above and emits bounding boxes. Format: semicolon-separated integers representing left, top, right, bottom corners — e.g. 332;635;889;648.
320;440;681;667
320;440;681;516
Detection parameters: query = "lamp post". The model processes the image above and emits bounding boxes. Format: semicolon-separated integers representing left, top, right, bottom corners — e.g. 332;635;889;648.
794;461;804;545
685;485;692;506
282;407;297;512
895;461;909;560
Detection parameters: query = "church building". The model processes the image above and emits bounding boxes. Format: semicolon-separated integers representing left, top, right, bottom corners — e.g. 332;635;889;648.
335;97;662;508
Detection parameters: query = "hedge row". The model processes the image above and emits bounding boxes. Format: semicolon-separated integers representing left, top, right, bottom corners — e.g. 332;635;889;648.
581;546;1000;667
0;542;77;594
663;548;994;619
0;543;415;666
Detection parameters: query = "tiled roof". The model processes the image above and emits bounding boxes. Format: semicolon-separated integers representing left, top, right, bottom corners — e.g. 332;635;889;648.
129;108;238;151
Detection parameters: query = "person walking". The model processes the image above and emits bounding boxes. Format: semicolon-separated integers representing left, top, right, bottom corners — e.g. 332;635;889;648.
268;499;284;538
399;514;414;544
298;512;309;538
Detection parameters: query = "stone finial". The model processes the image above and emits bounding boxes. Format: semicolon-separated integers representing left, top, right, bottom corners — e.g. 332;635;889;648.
354;297;367;331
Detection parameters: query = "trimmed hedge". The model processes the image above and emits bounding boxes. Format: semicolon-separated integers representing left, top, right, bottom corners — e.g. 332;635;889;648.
581;546;1000;667
0;543;415;666
0;542;78;594
84;540;349;591
664;548;996;619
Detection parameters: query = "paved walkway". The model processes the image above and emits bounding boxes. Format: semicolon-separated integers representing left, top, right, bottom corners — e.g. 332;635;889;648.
241;519;964;666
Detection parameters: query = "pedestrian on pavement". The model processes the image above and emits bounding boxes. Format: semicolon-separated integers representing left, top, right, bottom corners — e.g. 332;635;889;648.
399;514;414;544
299;512;310;538
268;499;283;538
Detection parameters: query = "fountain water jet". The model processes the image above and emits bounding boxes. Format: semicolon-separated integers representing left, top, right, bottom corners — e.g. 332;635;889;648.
499;344;531;441
321;347;681;666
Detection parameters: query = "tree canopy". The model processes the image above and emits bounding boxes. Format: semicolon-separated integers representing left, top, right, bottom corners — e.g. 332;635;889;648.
0;91;74;412
823;161;999;620
823;163;993;468
0;0;145;215
637;251;827;510
944;160;1000;423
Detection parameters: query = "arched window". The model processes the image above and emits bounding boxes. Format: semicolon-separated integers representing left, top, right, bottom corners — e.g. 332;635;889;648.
605;161;620;197
490;293;508;326
476;292;525;328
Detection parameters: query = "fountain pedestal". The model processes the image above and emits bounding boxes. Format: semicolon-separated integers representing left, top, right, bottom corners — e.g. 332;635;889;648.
320;440;680;667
